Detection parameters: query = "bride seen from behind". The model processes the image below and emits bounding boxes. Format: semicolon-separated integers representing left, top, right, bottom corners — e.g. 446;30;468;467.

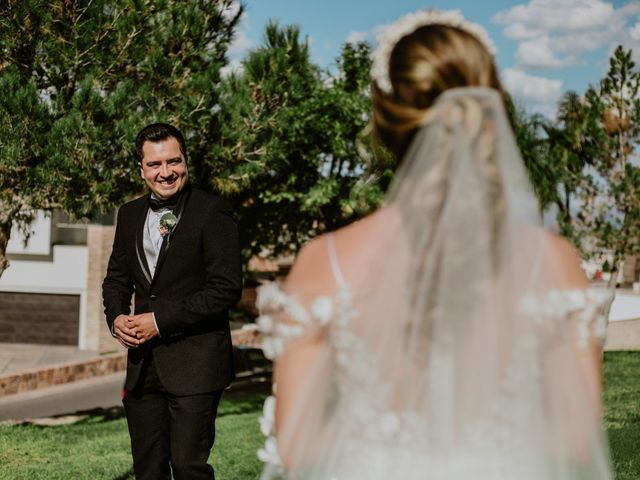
256;9;612;479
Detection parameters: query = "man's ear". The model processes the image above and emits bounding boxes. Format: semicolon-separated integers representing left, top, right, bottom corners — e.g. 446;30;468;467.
139;162;144;179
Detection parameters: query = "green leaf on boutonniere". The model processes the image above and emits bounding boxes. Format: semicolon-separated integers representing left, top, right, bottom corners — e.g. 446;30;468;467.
159;212;178;238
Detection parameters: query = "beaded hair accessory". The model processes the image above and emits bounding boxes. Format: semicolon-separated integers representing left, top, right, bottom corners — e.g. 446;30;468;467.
371;9;497;95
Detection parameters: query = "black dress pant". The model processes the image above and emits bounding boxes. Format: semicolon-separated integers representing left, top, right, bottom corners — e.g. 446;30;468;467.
122;354;223;480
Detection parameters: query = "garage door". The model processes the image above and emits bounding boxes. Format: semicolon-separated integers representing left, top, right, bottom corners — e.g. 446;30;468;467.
0;292;80;345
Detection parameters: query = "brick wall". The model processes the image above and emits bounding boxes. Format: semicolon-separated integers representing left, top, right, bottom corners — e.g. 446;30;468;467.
85;225;122;352
622;255;639;287
0;292;80;345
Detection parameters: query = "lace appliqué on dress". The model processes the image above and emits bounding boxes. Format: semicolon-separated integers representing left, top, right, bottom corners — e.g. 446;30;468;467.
255;282;359;470
256;282;324;360
255;284;613;476
518;287;612;348
256;280;391;472
464;287;613;460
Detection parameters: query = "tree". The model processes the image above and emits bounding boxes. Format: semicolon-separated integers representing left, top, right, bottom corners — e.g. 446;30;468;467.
545;46;640;283
505;95;556;215
539;90;608;242
583;46;640;281
0;0;242;277
211;23;387;263
0;69;50;274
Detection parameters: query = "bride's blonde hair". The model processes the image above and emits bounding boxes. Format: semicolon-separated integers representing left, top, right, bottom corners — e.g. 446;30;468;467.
372;24;503;160
372;24;509;275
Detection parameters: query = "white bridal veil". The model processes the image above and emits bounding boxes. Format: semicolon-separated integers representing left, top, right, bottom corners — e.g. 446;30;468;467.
257;88;612;480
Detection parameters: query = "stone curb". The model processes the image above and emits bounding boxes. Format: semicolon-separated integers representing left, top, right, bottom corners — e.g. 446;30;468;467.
0;352;126;397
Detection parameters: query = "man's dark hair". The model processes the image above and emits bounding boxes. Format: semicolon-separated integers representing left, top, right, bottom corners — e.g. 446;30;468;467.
135;123;188;162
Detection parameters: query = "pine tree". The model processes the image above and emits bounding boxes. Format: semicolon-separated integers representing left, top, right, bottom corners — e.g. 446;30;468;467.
584;46;640;282
0;0;242;277
211;24;386;264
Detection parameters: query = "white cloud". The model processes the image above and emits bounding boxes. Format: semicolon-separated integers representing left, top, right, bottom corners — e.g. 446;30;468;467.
617;5;640;65
494;0;640;69
221;1;242;22
494;0;614;34
502;23;543;41
220;60;244;79
502;68;563;117
223;2;252;74
204;2;251;61
346;30;369;44
227;28;252;58
553;29;613;54
516;37;564;68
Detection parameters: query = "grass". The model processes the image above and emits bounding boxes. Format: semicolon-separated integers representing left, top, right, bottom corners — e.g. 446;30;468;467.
0;352;639;479
603;351;640;480
0;388;268;480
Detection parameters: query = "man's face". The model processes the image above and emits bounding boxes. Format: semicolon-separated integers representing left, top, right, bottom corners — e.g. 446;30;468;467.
140;137;188;200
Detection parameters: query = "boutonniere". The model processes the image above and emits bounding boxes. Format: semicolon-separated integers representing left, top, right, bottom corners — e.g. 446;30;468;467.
159;212;178;242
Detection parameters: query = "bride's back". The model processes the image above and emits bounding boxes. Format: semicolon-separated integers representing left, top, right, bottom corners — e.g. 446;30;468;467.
258;11;612;480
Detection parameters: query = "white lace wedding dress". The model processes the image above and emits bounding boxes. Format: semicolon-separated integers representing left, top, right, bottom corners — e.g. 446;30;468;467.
254;90;613;480
255;236;612;480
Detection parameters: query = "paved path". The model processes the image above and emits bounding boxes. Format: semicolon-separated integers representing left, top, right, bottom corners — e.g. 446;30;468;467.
605;293;640;350
609;292;640;322
0;372;125;423
0;343;101;376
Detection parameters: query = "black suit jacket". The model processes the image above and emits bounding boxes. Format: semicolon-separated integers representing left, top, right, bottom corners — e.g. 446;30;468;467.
102;186;243;395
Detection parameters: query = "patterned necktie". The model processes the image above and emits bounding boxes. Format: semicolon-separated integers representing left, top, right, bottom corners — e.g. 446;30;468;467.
144;209;168;276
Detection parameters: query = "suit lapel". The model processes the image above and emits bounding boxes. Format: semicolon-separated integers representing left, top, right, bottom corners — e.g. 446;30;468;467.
152;186;191;285
134;200;153;285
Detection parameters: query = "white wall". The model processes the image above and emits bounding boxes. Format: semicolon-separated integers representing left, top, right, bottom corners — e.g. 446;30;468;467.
0;245;87;293
610;293;640;322
1;217;90;349
6;211;51;256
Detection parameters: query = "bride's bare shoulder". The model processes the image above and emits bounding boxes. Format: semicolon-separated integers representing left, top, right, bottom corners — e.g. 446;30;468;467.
528;227;589;288
287;207;397;289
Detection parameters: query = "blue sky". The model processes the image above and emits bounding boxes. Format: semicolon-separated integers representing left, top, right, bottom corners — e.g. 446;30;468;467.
226;0;640;117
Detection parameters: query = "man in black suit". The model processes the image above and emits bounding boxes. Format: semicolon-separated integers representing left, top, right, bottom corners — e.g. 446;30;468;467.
102;123;242;479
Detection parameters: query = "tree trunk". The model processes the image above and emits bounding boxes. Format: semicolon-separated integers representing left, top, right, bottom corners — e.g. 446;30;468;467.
0;219;12;279
600;254;622;323
607;258;619;290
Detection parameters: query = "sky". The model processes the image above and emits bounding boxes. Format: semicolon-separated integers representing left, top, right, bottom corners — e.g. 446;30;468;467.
225;0;640;118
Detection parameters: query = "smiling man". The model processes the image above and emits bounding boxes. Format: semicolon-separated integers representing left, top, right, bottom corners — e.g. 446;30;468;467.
102;123;242;479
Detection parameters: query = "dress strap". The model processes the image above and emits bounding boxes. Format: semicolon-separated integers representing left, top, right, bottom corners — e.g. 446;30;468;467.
327;233;347;289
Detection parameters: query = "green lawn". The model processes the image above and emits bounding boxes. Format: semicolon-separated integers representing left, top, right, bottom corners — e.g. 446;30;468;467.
603;351;640;480
0;352;639;479
0;388;268;480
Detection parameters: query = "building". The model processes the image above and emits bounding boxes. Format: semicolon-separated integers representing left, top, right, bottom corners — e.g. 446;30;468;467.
0;211;116;352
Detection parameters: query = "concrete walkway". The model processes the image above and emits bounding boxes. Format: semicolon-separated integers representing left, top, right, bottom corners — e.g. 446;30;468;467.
0;371;125;423
0;343;102;376
603;291;640;351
